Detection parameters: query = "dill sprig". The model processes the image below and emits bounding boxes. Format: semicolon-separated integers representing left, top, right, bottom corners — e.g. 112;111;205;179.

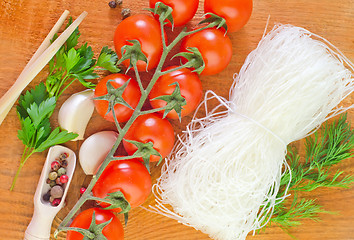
262;114;354;233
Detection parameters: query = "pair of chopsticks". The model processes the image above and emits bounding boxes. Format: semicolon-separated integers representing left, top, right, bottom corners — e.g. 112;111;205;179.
0;10;88;126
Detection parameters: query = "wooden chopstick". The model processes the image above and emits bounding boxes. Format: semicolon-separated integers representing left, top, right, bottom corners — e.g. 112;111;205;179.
0;10;88;126
0;10;70;125
26;10;70;70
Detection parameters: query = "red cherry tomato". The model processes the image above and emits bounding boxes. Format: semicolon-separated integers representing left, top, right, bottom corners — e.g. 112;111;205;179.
149;66;203;119
123;113;175;162
66;208;124;240
114;14;164;71
94;73;141;123
92;159;152;210
180;27;232;75
149;0;199;27
204;0;253;32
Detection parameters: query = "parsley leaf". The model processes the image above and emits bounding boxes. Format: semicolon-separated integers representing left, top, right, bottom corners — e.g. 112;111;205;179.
17;82;48;119
96;46;120;73
17;117;36;146
27;97;56;127
35;127;78;152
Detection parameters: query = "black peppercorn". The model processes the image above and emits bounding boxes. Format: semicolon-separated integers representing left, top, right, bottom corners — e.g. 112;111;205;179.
42;191;51;202
60;159;68;168
108;1;117;8
121;8;131;19
59;152;68;161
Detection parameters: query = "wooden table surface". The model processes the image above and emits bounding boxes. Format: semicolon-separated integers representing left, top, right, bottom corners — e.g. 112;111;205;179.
1;0;354;239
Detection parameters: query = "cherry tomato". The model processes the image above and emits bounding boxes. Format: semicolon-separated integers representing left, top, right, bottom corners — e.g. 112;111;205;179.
149;66;203;119
180;27;232;75
149;0;199;27
204;0;253;32
92;159;152;210
123;113;175;162
114;14;164;71
94;73;141;123
66;208;124;240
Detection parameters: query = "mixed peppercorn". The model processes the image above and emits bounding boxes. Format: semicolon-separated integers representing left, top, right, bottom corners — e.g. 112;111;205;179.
43;152;69;206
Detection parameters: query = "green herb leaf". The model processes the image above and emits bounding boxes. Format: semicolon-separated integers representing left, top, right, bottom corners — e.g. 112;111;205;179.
65;17;80;51
64;48;81;72
26;97;56;128
96;46;120;73
262;114;354;235
70;45;95;74
34;118;52;148
269;195;330;230
17;82;48;119
17;117;36;147
35;127;78;153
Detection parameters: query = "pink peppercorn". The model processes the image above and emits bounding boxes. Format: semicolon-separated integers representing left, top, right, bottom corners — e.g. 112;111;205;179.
51;198;61;206
60;175;69;184
51;161;60;171
80;187;86;195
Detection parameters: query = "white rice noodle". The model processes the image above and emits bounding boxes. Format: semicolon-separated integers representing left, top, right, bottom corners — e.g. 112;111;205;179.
150;24;354;240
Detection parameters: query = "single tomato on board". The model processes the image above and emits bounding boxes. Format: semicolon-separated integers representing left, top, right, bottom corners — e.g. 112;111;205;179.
66;208;124;240
92;159;152;210
204;0;253;32
94;73;141;123
180;27;232;75
149;0;199;26
114;14;164;71
149;66;203;119
123;113;175;162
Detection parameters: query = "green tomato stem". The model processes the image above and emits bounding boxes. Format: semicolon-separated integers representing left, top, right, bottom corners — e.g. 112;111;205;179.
139;107;166;115
158;64;190;77
57;227;95;239
133;64;145;94
111;155;140;161
110;106;123;133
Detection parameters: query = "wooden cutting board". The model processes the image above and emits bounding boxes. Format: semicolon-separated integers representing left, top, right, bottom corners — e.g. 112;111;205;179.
0;0;353;239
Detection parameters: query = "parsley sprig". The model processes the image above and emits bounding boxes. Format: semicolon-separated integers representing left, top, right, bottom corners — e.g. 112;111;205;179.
47;18;120;98
261;114;354;234
11;18;120;191
11;83;78;191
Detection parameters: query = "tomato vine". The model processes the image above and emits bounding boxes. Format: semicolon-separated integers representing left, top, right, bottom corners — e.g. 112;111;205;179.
55;3;227;238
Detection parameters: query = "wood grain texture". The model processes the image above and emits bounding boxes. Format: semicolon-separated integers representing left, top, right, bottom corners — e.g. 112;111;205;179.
0;0;354;239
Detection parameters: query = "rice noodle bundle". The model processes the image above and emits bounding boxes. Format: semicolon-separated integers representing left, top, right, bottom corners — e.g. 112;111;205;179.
151;24;354;240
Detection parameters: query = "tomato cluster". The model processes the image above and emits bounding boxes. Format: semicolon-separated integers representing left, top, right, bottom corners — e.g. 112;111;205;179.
68;1;252;239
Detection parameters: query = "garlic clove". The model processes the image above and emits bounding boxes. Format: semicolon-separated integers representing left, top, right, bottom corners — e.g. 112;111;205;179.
58;89;94;141
79;131;118;175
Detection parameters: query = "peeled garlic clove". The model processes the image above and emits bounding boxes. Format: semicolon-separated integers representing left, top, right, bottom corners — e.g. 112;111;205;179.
79;131;118;175
58;89;94;141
